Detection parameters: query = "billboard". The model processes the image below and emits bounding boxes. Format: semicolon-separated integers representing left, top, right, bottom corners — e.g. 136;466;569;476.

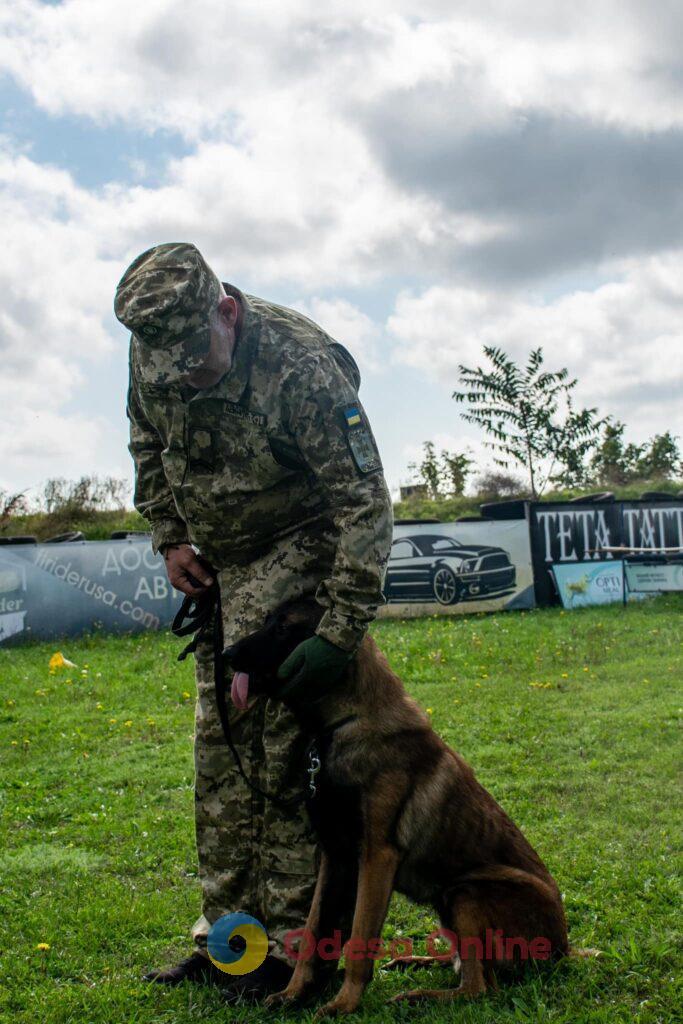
529;499;683;605
379;519;535;618
0;539;183;645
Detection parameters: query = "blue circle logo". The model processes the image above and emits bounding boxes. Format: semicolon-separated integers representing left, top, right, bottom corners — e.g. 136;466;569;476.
207;912;268;975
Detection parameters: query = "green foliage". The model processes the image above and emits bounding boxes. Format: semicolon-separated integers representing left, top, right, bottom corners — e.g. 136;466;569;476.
0;508;149;542
1;597;681;1022
641;431;682;479
591;422;682;486
394;493;480;523
453;346;607;498
408;442;474;499
474;470;527;501
408;440;442;499
439;449;474;496
395;478;682;523
0;476;136;541
0;489;29;528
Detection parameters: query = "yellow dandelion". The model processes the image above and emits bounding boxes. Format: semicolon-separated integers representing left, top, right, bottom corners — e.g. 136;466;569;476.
561;673;569;679
123;720;133;728
182;691;191;699
11;740;18;746
6;699;15;707
426;707;433;714
49;652;76;670
36;942;50;951
96;703;103;710
109;718;117;724
147;718;156;726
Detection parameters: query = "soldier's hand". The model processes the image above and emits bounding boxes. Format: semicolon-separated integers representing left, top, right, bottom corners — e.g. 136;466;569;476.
162;543;214;596
276;635;353;700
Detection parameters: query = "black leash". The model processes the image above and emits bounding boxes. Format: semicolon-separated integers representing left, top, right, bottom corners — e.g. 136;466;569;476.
171;585;312;810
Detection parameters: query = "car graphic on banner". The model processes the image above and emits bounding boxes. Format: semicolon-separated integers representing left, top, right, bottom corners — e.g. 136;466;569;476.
383;534;517;605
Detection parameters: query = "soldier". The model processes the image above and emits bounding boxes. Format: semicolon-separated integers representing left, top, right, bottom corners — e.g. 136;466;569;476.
115;242;393;999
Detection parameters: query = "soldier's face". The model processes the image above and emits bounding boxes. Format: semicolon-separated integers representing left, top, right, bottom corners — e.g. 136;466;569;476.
184;296;238;389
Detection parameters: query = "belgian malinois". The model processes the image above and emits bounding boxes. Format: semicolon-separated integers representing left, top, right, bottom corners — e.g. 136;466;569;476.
224;597;574;1017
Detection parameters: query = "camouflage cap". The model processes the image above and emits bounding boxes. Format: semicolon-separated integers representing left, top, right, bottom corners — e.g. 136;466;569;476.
114;242;222;385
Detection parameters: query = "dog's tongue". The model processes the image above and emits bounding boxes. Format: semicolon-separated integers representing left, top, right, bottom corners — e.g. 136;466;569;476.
231;671;250;710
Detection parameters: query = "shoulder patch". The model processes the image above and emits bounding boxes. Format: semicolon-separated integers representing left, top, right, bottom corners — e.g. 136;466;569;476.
342;404;382;475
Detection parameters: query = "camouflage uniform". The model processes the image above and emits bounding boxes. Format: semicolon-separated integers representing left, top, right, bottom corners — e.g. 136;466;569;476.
118;244;393;963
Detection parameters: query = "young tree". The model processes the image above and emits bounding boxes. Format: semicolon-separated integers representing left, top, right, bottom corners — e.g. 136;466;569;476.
439;449;473;496
636;431;681;480
590;420;644;485
0;489;28;529
452;346;606;498
408;443;474;498
408;441;442;499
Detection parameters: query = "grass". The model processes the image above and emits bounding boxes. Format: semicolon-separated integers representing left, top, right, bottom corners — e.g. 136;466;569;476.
0;596;681;1023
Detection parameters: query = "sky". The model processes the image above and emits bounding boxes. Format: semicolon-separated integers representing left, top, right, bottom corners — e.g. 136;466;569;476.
1;0;682;503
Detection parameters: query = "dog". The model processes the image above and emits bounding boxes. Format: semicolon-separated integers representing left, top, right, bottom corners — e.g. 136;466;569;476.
224;597;573;1017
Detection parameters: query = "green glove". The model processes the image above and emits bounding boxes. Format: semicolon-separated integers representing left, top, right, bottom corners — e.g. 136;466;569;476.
277;635;352;701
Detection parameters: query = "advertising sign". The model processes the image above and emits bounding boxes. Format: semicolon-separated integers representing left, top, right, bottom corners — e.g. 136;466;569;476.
552;561;625;608
379;519;535;618
624;561;683;593
530;499;683;605
0;539;183;645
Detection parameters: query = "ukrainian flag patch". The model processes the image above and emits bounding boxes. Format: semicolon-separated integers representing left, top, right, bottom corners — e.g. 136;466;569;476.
342;403;382;475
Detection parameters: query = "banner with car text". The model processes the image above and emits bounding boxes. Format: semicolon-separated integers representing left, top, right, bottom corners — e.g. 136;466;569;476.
378;520;535;618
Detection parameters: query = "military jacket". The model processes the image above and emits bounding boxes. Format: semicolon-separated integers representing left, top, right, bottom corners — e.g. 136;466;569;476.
126;286;393;650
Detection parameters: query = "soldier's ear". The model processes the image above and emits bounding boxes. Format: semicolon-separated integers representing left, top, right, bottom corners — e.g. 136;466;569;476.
217;295;238;326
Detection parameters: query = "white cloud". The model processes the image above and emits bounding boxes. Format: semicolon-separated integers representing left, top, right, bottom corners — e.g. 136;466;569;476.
387;252;683;439
291;297;382;372
2;2;683;133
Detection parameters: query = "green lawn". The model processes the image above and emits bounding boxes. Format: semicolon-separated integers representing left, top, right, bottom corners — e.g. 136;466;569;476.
1;597;681;1023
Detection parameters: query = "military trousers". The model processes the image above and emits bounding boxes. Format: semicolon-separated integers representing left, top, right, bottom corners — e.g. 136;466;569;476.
190;524;339;965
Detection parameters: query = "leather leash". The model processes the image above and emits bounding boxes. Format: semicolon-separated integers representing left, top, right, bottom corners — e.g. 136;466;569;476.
171;585;315;810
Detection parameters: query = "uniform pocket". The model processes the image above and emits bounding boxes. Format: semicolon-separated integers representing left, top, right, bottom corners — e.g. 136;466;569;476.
187;398;292;490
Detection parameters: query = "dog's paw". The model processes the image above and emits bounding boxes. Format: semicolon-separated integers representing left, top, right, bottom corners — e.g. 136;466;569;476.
313;995;360;1019
265;984;311;1009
